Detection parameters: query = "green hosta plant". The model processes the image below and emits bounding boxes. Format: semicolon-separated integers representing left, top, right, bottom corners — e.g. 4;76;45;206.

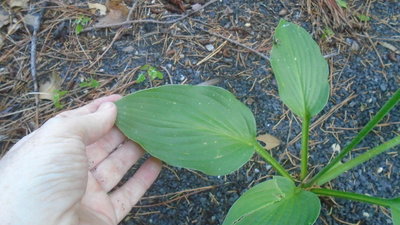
115;19;400;224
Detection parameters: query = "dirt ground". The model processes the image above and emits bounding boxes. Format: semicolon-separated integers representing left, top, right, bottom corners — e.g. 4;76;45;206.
0;0;399;224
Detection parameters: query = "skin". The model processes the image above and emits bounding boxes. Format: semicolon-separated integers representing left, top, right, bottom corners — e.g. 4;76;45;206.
0;95;162;225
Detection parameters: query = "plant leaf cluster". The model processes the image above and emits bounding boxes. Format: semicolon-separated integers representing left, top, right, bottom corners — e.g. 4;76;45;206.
115;19;400;224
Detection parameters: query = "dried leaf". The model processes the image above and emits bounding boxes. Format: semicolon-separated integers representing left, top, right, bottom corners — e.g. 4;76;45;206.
379;42;400;54
0;7;9;29
169;0;185;12
88;3;107;16
39;72;62;100
7;0;29;9
95;0;128;26
331;143;341;153
256;134;281;150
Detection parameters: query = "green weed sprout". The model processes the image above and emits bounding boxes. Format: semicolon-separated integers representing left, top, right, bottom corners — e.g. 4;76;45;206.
80;78;100;88
74;16;91;34
136;65;164;83
115;20;400;225
53;90;68;109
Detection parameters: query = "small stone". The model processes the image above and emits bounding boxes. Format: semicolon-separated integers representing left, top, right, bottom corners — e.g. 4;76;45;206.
367;98;373;103
191;3;202;11
363;212;370;218
205;44;214;52
380;83;387;92
244;22;251;27
278;8;288;16
377;167;384;174
254;168;260;173
346;38;360;51
99;68;104;72
122;46;135;52
388;52;397;62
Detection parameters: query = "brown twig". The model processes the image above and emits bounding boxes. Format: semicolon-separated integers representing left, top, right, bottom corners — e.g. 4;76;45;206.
29;0;47;128
195;25;271;61
83;0;218;32
127;0;139;21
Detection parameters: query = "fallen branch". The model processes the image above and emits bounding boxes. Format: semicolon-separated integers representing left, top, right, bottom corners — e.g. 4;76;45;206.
83;0;218;32
29;0;47;128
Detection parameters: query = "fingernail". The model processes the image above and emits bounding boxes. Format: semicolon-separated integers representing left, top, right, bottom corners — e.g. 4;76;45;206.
98;102;114;111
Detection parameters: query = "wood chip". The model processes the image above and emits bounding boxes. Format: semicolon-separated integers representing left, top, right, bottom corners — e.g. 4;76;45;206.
379;41;400;54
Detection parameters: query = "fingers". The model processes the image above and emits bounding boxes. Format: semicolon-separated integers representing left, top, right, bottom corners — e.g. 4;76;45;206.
86;127;126;169
90;141;145;192
110;157;162;222
43;101;117;145
58;95;122;117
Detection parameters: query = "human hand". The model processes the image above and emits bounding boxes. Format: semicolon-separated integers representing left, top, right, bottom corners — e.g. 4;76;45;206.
0;95;162;225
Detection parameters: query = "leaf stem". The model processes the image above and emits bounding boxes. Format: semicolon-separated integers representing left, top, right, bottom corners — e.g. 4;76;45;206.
310;188;391;207
304;88;400;187
313;135;400;185
254;141;293;181
300;113;311;181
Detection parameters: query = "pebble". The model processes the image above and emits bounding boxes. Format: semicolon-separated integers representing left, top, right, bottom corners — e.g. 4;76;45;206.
380;83;387;92
278;8;288;16
205;44;215;52
346;38;360;51
377;167;384;174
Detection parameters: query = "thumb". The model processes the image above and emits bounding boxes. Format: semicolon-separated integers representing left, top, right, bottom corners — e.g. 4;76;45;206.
46;101;118;145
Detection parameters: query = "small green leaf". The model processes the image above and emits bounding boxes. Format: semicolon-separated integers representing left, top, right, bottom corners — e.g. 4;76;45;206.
357;14;371;22
116;85;257;175
148;67;163;80
53;90;68;109
135;73;146;83
322;27;335;40
336;0;348;8
75;24;83;34
80;78;100;88
80;16;91;25
270;19;329;118
222;176;321;225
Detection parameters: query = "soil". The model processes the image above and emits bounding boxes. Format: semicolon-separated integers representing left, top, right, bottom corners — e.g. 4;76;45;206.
0;0;399;225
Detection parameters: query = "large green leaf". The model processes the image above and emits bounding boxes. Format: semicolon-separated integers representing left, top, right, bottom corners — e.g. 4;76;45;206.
270;19;329;118
390;198;400;225
115;85;257;176
223;176;321;225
